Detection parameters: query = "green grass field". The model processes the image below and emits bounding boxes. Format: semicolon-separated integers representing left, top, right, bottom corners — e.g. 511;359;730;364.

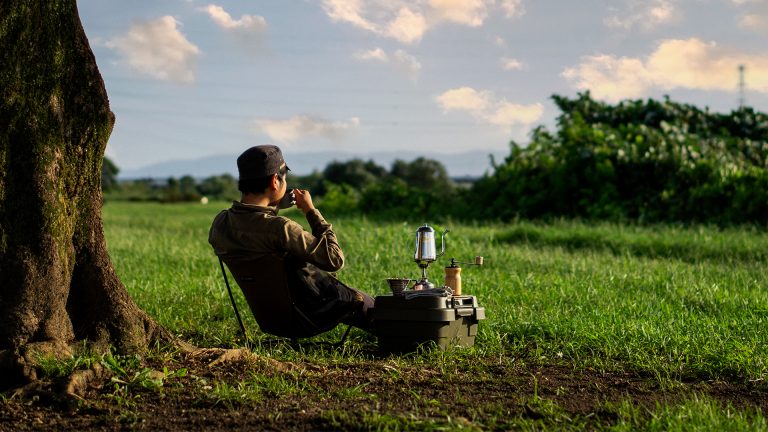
101;201;768;430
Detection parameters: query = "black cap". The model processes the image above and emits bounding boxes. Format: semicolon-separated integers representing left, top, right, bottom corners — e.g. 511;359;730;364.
237;145;289;180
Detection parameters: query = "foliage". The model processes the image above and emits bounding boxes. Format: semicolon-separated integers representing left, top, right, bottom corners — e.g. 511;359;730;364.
317;182;361;215
315;157;458;219
391;157;455;191
470;92;768;225
357;177;458;219
319;158;388;194
101;157;120;192
101;157;455;216
197;174;239;201
105;174;239;203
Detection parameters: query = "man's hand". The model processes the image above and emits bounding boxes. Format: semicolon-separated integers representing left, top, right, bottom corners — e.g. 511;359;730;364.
293;189;315;214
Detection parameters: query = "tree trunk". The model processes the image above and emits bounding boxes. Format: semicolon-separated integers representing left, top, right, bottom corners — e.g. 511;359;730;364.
0;1;169;387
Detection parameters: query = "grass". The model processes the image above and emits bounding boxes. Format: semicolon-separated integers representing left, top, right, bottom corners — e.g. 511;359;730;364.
100;201;768;429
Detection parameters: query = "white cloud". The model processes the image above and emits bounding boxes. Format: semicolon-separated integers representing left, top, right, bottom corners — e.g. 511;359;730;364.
384;7;428;43
429;0;487;26
501;57;524;71
354;48;388;61
562;55;652;101
734;0;768;35
105;16;200;84
740;13;768;34
392;50;423;78
487;102;544;126
321;0;378;32
436;87;544;128
253;115;361;142
354;47;422;78
562;38;768;102
321;0;525;44
203;4;267;34
604;0;677;31
498;0;525;18
437;87;490;111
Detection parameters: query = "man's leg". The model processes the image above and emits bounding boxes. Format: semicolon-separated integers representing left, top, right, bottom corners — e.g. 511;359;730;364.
326;277;375;333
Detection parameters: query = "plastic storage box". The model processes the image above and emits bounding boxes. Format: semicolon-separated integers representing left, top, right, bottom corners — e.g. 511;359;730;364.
373;295;485;353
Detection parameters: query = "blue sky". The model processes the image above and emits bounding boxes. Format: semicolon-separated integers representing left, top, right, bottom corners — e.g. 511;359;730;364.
78;0;768;174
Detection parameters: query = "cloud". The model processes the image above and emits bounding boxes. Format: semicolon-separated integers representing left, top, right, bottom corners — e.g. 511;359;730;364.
733;0;768;35
603;0;677;31
436;87;544;128
105;16;200;84
354;47;388;61
203;4;268;34
321;0;525;44
321;0;378;32
384;7;428;43
562;55;652;101
429;0;487;26
498;0;525;18
501;57;524;71
437;87;490;111
562;38;768;102
253;115;361;142
355;48;422;78
392;50;422;78
740;13;768;34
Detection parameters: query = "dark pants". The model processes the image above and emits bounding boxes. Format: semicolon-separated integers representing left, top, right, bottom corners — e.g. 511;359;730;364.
337;283;375;333
293;272;375;334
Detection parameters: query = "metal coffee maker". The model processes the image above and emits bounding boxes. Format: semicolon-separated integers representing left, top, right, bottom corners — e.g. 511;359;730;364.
414;224;449;289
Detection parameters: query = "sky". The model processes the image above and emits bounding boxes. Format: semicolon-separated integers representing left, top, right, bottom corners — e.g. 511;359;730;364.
77;0;768;175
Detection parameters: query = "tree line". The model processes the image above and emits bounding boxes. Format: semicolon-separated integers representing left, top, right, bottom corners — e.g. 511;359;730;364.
103;93;768;225
102;156;460;217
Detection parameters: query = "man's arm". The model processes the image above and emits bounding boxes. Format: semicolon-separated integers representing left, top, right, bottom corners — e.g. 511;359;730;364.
281;189;345;272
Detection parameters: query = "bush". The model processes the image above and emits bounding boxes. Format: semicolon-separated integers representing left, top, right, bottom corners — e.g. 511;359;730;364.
468;93;768;225
317;182;360;214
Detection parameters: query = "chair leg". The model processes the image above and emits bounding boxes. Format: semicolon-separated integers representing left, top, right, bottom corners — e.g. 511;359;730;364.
336;325;353;347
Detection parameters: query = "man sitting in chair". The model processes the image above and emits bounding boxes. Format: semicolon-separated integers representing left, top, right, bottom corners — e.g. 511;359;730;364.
208;145;375;338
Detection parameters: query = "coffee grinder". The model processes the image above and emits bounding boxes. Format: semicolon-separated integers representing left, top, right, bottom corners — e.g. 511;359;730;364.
414;224;449;290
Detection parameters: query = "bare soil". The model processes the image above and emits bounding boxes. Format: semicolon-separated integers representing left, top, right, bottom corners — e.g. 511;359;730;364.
1;351;766;431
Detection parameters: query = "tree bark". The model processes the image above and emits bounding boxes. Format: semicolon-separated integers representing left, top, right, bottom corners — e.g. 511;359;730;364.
0;1;169;386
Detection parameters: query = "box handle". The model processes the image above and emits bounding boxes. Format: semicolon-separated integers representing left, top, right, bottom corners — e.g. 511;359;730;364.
452;297;474;307
456;308;474;317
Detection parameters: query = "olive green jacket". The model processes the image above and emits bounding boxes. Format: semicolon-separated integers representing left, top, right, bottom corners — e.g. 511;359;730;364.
209;201;356;330
208;201;344;273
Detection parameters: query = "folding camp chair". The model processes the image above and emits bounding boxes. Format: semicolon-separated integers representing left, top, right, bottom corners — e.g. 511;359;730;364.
217;254;353;347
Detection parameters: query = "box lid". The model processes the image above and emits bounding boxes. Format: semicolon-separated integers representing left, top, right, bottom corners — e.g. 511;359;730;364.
373;295;485;322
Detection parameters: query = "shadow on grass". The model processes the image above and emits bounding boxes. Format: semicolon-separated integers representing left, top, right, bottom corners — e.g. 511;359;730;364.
496;225;768;264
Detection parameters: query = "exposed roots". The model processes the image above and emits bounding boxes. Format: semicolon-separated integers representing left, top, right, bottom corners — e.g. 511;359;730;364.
62;362;110;398
189;347;295;373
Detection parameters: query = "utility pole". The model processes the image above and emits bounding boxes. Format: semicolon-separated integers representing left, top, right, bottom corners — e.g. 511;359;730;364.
738;64;746;109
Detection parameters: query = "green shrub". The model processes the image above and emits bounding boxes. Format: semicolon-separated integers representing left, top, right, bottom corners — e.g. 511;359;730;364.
469;93;768;225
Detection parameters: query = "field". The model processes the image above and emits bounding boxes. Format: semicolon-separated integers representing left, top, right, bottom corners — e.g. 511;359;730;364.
4;201;768;431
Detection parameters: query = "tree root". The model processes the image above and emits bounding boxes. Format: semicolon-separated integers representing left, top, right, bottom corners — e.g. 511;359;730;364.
63;362;110;398
189;347;295;373
1;332;299;406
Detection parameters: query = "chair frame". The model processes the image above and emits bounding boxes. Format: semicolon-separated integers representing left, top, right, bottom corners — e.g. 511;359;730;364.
217;257;352;347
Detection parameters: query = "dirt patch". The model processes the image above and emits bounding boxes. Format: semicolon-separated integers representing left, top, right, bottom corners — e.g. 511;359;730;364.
1;354;766;431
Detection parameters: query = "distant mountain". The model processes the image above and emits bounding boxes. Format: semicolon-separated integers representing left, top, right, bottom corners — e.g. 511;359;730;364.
118;150;506;179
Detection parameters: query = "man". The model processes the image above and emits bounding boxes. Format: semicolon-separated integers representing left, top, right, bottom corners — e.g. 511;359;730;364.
208;145;374;338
